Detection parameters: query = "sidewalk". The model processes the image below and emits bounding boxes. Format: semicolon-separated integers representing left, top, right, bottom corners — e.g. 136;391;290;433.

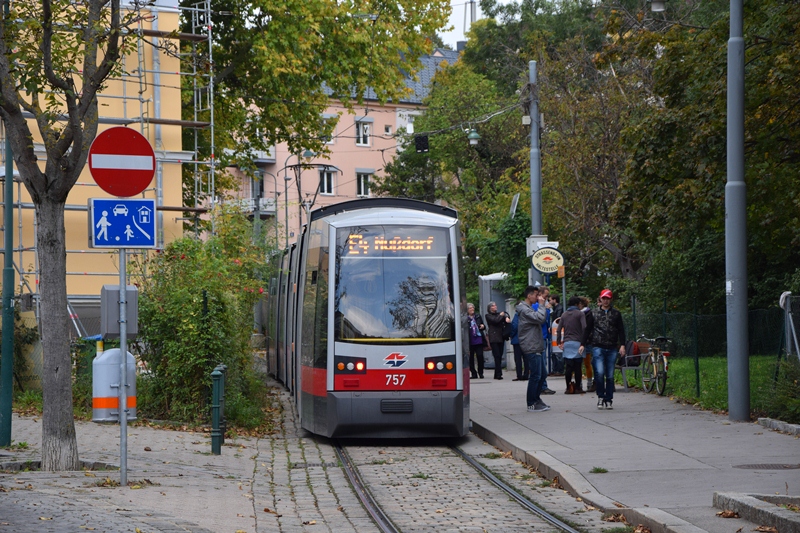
468;377;800;533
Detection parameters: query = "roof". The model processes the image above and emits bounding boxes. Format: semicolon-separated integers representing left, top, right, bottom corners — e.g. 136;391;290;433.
324;48;460;105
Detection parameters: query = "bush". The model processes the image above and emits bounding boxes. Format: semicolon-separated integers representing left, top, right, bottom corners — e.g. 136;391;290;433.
764;356;800;424
131;206;273;427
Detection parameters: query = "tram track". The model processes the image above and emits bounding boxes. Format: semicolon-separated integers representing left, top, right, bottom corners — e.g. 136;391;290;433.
334;440;587;533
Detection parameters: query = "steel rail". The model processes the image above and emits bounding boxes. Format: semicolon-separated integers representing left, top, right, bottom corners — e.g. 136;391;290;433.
450;445;584;533
333;442;400;533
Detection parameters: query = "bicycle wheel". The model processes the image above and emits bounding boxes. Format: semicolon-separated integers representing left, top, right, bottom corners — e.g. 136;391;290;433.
641;353;655;392
655;355;667;395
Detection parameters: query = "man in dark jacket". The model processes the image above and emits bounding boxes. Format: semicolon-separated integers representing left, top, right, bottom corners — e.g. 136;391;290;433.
584;289;626;410
485;302;510;380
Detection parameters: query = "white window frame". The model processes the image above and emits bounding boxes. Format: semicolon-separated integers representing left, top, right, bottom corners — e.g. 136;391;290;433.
319;169;335;195
356;172;371;198
321;116;335;145
356;121;371;146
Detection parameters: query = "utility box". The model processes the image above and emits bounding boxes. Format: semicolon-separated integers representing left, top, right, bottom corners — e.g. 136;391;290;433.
100;285;138;338
92;348;137;422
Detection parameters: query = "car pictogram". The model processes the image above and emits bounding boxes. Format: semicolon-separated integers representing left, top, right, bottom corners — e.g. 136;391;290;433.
112;204;129;216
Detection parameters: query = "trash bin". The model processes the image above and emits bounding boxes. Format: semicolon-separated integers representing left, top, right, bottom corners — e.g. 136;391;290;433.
92;348;137;422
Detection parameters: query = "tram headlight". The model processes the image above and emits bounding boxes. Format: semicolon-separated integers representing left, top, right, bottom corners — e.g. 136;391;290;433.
334;356;367;374
424;355;456;374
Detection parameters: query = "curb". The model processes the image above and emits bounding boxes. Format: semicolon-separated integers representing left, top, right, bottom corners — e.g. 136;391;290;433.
471;419;708;533
714;492;800;533
758;417;800;436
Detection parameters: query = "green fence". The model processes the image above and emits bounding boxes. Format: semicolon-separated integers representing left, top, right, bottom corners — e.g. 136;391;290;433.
623;307;784;360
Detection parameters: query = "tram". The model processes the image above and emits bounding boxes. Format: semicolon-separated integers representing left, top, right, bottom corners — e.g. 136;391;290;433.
266;198;469;438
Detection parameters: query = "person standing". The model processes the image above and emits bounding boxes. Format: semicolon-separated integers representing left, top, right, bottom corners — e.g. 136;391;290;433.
516;286;549;412
485;302;510;380
467;303;487;379
537;286;558;391
509;306;528;381
578;297;596;392
585;289;626;410
557;296;587;393
549;294;563;320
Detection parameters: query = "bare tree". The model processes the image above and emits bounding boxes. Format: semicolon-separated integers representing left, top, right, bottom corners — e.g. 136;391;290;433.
0;0;136;471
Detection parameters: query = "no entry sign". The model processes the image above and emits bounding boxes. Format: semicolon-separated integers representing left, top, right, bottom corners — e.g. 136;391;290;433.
88;127;156;197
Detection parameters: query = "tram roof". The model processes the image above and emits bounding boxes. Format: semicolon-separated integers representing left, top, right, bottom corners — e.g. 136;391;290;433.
309;198;457;222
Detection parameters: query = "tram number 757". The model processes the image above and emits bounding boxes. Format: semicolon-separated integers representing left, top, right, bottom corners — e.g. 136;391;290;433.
386;374;406;386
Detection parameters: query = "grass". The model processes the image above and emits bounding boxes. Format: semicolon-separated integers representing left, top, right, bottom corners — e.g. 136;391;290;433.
411;472;430;479
618;354;781;416
590;466;608;473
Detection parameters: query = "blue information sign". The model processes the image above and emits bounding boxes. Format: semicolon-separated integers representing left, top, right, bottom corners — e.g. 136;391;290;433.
89;199;157;249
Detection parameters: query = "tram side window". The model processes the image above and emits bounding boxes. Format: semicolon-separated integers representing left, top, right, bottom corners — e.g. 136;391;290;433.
301;221;329;369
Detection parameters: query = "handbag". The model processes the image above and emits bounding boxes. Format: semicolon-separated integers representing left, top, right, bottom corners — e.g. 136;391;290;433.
502;320;513;340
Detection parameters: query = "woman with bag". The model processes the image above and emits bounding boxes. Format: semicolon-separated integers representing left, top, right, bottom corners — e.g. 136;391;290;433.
467;303;486;379
485;302;511;380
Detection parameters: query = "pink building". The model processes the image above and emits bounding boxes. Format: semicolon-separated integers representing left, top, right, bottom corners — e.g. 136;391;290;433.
229;48;459;246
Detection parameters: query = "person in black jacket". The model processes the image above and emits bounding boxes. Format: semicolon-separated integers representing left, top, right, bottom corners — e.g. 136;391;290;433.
583;289;626;410
485;302;510;380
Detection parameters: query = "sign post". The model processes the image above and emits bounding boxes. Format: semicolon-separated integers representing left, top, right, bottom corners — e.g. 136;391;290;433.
88;128;156;486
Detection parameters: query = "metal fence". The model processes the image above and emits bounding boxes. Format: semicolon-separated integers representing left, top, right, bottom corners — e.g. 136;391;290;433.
622;307;785;360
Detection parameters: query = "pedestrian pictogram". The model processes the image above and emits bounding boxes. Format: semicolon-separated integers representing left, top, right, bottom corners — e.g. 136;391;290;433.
89;199;157;248
88;127;156;197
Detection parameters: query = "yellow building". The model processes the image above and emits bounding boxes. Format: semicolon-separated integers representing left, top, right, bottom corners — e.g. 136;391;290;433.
0;0;207;336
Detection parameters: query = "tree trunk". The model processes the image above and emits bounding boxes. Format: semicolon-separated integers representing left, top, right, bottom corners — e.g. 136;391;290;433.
36;198;80;471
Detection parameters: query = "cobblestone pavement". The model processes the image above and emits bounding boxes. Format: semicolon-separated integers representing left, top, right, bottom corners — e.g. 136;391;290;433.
1;382;626;532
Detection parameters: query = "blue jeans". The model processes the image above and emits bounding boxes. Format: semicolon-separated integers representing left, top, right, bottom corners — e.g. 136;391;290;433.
524;352;545;406
592;347;618;401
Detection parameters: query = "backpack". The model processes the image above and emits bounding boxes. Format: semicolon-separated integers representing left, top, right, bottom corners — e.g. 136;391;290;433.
619;340;641;367
502;318;513;340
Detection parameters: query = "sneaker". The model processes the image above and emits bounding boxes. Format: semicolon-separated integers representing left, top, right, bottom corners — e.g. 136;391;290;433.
530;401;550;412
605;400;613;410
542;388;556;395
597;399;604;410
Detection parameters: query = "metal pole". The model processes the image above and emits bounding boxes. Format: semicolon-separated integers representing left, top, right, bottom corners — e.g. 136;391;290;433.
726;0;749;421
0;90;14;445
283;154;294;251
119;249;128;485
529;61;542;286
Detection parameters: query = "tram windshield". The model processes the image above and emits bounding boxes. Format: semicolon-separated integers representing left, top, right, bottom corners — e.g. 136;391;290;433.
335;225;455;344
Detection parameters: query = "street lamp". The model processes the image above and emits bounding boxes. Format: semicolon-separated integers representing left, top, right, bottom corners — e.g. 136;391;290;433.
259;170;278;247
283;153;294;251
650;0;666;12
467;129;481;146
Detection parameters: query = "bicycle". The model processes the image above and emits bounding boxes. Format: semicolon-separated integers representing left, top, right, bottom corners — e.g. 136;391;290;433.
637;335;671;395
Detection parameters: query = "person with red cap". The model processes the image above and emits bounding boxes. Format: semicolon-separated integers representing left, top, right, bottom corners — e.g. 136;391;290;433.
583;289;626;409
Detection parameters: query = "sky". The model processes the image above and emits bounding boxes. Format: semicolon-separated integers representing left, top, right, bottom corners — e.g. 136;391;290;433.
440;0;488;49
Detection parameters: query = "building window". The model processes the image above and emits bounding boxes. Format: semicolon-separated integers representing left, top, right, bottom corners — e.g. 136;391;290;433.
320;170;335;195
320;117;335;144
356;173;371;198
384;124;392;136
356;121;370;146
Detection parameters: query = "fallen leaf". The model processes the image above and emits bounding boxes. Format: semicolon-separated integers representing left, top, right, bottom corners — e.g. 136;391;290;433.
39;517;53;521
144;447;151;451
604;513;628;523
754;527;777;533
436;509;443;513
634;525;651;533
302;520;316;525
84;472;96;477
736;528;743;533
716;510;740;519
613;501;626;508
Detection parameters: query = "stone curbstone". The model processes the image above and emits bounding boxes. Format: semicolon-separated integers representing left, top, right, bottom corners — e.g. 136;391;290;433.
714;492;800;533
757;417;800;436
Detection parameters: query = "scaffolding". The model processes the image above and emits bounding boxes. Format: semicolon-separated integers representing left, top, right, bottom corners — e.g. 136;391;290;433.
0;0;216;337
